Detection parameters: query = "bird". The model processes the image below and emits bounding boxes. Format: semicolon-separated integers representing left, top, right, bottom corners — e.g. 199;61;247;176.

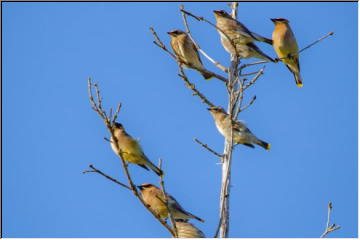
167;29;212;80
175;220;206;238
271;18;303;88
137;183;205;222
110;122;163;176
208;106;271;150
213;10;274;62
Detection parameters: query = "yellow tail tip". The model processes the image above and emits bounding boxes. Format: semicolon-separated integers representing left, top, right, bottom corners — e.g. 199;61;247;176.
266;144;271;150
297;83;303;88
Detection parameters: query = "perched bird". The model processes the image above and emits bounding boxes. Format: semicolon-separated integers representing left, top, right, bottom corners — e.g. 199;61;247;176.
110;122;163;176
213;10;274;62
137;183;205;222
271;18;303;87
208;106;271;150
168;29;212;80
175;220;205;238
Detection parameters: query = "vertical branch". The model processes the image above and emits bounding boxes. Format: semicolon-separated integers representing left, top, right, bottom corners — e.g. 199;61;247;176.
320;202;341;238
158;159;178;238
217;2;240;238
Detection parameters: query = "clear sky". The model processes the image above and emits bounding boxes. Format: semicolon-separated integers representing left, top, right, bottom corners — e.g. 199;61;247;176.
2;2;357;238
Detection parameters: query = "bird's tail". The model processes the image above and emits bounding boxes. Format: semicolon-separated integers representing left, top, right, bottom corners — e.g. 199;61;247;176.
248;43;275;62
201;71;213;80
256;139;271;150
251;32;273;45
190;213;205;223
286;63;303;88
146;160;164;176
294;72;303;88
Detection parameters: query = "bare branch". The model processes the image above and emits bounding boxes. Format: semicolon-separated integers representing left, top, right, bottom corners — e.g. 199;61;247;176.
112;103;122;124
194;138;223;158
230;2;239;19
149;27;177;59
83;164;131;190
239;95;256;113
244;66;265;90
217;3;239;237
158;159;178;238
180;5;228;73
178;66;215;107
240;60;270;70
87;79;176;237
240;70;263;77
299;31;334;54
320;202;341;238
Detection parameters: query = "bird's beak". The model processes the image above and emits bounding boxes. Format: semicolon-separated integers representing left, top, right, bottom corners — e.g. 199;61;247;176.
207;108;212;111
270;18;276;23
167;31;172;35
213;10;220;14
137;185;143;190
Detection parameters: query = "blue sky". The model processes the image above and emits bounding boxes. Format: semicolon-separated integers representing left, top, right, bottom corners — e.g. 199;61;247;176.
2;2;357;238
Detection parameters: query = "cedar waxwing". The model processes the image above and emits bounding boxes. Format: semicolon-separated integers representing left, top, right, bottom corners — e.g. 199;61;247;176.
110;122;163;176
208;106;270;150
213;10;274;62
168;30;212;80
271;18;303;87
137;183;205;222
175;220;206;238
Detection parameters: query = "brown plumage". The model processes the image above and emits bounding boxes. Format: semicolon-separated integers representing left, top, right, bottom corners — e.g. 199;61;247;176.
213;10;274;62
168;29;212;80
110;122;163;176
138;183;205;222
208;106;271;150
175;220;205;238
271;18;303;87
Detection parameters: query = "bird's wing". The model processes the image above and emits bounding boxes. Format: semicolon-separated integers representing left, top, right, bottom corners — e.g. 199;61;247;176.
235;20;256;39
233;119;252;133
247;42;274;62
167;194;189;214
191;41;203;65
180;36;203;67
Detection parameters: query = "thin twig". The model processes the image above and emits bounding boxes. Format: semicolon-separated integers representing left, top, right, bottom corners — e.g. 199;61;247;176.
83;164;131;190
240;60;270;70
320;202;341;238
180;5;228;73
178;66;215;107
194;138;223;158
244;66;265;90
240;70;263;77
149;27;228;83
299;31;334;54
239;95;256;113
158;159;178;238
87;78;176;237
112;103;122;124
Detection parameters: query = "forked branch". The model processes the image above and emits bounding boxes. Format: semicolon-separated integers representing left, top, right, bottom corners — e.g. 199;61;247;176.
86;78;176;237
320;202;341;238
